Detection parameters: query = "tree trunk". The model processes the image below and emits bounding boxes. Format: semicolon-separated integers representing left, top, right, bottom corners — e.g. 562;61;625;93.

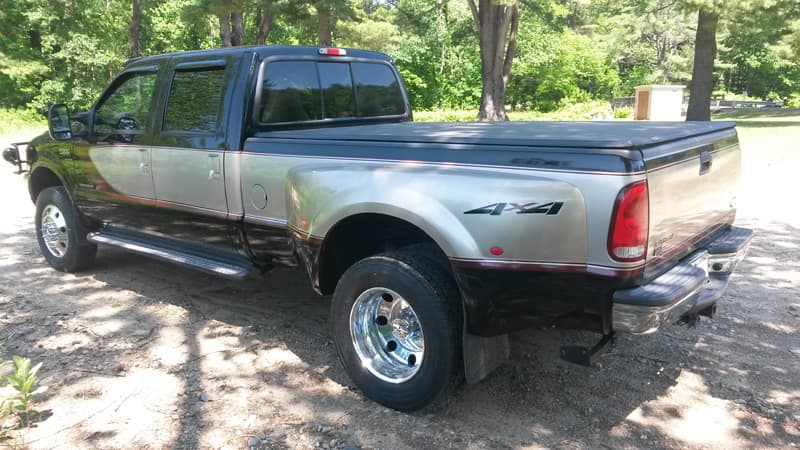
470;0;519;121
686;8;718;121
29;29;42;53
256;7;274;44
316;2;333;46
231;11;244;46
218;14;232;47
129;0;142;57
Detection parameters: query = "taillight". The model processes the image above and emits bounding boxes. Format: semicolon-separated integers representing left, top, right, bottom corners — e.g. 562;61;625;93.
608;180;649;262
318;47;347;56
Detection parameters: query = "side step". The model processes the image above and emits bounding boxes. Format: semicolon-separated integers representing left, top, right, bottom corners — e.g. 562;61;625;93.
87;228;253;280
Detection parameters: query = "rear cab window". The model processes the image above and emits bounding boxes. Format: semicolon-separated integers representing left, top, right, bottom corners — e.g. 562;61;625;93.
164;68;226;133
258;58;408;127
154;57;232;150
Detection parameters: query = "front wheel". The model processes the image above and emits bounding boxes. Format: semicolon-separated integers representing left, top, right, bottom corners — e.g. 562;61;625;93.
35;186;97;272
331;250;462;411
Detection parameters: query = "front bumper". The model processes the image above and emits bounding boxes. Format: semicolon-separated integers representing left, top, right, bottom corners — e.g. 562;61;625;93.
612;225;754;334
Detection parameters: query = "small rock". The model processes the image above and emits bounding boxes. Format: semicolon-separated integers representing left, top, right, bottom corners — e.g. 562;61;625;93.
132;327;152;338
321;426;333;434
247;436;262;448
341;442;360;450
790;348;800;357
322;444;330;450
640;434;647;440
330;439;338;447
789;303;800;313
198;393;211;402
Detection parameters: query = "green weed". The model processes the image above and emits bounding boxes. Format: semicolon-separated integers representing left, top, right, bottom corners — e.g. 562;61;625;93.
4;356;45;426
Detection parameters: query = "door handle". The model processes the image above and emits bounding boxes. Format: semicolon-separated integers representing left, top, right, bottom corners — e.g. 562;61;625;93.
138;148;150;174
207;154;221;180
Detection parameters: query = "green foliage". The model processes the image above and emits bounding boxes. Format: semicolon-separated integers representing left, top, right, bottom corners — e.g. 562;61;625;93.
718;6;800;103
614;106;634;119
414;101;615;122
510;31;619;112
785;93;800;108
4;356;42;416
0;108;46;138
0;0;797;116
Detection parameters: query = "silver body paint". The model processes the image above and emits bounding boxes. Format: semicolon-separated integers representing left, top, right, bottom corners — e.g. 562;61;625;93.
234;134;739;273
151;147;228;213
89;145;154;200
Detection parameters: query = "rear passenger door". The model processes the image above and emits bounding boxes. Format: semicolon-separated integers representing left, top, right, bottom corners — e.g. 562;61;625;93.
149;57;234;248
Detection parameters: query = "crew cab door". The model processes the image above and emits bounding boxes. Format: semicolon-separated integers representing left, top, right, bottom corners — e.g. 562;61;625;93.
73;67;159;226
148;57;236;249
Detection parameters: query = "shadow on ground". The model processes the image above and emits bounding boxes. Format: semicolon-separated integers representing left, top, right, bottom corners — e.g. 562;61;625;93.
1;209;797;448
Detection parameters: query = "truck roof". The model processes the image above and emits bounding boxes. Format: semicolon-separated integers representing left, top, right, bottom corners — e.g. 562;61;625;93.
259;121;736;150
125;45;394;68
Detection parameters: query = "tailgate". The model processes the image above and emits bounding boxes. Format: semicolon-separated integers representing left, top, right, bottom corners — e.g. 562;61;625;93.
642;127;741;279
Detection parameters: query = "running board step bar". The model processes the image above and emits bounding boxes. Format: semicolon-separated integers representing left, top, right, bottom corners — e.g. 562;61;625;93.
87;230;253;280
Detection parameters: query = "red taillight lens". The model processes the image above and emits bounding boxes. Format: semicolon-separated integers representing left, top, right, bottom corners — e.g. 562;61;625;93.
608;180;649;262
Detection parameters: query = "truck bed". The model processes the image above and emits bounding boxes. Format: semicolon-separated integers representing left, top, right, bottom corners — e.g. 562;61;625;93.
250;119;741;284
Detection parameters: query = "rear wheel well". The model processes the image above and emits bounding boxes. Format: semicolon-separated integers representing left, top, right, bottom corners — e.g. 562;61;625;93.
317;214;449;294
29;167;63;203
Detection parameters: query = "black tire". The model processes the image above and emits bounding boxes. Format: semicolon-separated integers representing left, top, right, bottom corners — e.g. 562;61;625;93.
331;249;462;411
35;186;97;272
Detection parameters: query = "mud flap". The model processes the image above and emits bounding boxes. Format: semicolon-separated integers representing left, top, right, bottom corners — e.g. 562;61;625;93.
463;330;510;384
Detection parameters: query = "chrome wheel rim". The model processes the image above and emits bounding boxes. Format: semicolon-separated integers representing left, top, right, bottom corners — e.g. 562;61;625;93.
350;287;424;383
40;204;69;257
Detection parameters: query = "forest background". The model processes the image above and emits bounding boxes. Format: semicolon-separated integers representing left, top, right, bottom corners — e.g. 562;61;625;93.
1;0;799;126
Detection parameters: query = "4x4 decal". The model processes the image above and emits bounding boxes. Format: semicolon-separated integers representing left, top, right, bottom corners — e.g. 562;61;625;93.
464;202;564;216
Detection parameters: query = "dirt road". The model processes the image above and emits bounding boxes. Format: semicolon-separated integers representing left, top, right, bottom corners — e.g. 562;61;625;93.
0;126;798;449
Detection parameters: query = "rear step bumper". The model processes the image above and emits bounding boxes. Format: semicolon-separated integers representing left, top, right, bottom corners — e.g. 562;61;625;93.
612;225;754;335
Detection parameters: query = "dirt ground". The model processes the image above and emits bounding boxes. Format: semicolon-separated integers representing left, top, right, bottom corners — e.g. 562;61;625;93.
0;122;798;449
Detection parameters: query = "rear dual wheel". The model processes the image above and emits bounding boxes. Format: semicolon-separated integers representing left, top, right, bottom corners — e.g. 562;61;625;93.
331;249;462;411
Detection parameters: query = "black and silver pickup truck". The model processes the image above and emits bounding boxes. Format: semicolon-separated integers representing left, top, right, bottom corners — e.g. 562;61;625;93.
3;45;753;411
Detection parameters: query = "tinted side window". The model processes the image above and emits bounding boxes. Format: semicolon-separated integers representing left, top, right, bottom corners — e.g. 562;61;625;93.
95;72;156;137
164;68;225;133
318;62;355;118
352;63;405;117
262;62;322;123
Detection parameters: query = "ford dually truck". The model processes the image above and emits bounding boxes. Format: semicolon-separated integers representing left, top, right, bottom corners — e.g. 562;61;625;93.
3;45;753;411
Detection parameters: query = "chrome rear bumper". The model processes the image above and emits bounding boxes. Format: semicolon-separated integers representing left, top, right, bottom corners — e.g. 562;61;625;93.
612;225;753;335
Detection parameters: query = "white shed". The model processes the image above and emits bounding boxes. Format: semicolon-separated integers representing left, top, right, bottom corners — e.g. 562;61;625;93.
634;85;685;121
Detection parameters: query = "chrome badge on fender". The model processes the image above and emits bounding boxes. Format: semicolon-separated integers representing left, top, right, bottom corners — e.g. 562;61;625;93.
464;202;564;216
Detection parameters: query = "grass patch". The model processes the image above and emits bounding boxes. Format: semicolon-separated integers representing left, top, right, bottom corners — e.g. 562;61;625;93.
713;108;800;130
0;109;46;143
713;108;800;121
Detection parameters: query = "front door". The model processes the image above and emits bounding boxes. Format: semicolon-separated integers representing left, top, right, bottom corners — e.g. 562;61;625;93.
73;69;159;226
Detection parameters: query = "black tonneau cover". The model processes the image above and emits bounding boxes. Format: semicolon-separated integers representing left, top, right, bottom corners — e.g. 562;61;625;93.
257;121;736;149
